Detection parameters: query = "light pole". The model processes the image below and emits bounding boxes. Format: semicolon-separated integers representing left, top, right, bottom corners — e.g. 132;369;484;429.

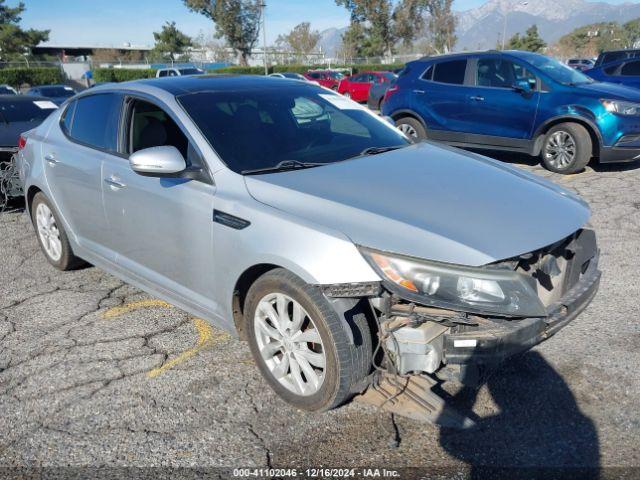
502;1;529;50
261;1;268;75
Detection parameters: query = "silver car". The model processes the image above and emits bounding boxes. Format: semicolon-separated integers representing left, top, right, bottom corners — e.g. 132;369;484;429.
17;75;600;416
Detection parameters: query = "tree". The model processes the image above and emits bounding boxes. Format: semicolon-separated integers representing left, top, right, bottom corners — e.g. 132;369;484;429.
507;25;546;53
554;22;624;58
275;22;321;62
622;18;640;49
335;0;394;57
152;21;193;62
0;1;49;61
425;0;456;54
335;0;457;58
183;0;261;66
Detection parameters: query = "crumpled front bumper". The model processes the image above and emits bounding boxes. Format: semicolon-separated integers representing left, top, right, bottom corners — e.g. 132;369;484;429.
442;251;601;365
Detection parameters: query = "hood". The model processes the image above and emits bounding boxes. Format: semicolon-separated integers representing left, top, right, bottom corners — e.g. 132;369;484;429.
244;143;590;267
576;81;640;101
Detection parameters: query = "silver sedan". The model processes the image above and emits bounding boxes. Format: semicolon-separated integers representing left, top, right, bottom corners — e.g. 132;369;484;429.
17;75;600;415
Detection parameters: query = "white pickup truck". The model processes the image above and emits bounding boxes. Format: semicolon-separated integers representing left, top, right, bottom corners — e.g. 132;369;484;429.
156;67;205;78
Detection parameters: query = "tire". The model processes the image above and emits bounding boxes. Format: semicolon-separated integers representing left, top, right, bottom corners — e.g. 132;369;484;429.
244;268;372;412
378;97;385;111
541;123;592;174
31;192;84;270
396;116;427;142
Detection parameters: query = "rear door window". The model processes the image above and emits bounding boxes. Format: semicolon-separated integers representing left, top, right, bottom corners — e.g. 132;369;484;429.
67;93;122;152
432;60;467;85
621;60;640;76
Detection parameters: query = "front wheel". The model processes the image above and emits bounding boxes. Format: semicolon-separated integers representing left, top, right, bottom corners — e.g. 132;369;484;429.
541;123;592;174
244;269;372;411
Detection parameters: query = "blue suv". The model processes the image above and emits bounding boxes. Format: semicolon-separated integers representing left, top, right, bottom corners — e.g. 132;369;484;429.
585;57;640;90
382;50;640;173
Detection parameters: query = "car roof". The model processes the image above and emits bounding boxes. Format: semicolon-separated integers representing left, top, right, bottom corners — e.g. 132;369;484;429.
0;94;50;103
101;74;315;96
30;84;67;89
414;50;545;64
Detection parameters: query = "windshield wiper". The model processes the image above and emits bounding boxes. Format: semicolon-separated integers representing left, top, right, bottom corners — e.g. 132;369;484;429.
241;160;324;175
359;145;406;156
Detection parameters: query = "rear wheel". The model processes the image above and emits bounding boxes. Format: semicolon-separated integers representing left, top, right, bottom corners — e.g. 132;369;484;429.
31;192;84;270
396;116;427;142
541;123;592;174
245;268;372;411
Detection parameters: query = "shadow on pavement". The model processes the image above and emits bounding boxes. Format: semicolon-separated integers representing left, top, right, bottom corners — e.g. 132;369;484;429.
469;148;640;174
438;351;600;479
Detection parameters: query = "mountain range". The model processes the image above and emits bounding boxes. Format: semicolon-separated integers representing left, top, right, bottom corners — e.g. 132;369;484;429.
317;0;640;56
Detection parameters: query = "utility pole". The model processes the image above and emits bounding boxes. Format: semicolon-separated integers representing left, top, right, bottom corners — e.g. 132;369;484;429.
261;1;268;75
502;1;529;50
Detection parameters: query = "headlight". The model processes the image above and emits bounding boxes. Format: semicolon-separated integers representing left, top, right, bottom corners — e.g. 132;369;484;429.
601;99;640;116
360;247;547;318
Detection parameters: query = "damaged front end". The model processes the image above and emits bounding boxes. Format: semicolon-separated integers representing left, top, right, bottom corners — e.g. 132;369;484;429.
326;228;601;427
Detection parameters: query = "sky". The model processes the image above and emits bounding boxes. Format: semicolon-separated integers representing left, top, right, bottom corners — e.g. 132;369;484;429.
19;0;635;47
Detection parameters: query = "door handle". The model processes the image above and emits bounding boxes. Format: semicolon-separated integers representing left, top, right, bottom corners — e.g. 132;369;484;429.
44;154;59;165
413;89;426;94
104;178;126;189
469;95;485;101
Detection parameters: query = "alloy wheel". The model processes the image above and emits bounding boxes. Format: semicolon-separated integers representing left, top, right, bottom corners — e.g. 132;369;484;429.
545;130;577;169
253;293;326;396
35;203;62;262
398;122;418;138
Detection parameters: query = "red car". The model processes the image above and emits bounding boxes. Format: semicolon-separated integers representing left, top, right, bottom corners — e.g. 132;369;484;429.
337;71;396;103
303;70;344;90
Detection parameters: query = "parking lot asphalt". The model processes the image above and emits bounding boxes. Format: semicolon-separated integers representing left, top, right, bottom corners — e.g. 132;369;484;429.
1;153;639;476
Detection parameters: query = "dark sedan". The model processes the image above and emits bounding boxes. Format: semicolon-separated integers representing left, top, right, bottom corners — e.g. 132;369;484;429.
0;95;57;156
366;71;398;111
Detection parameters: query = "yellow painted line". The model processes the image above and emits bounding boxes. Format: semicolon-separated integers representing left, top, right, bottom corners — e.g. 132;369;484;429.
102;299;230;378
102;299;173;319
147;318;229;378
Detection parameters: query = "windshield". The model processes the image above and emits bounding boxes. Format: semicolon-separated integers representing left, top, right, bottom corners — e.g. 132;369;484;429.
381;72;398;82
526;55;594;85
39;86;75;97
0;100;57;123
178;86;409;174
327;71;343;79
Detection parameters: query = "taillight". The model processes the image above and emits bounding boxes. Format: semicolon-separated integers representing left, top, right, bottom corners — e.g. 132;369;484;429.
17;135;27;150
384;84;399;101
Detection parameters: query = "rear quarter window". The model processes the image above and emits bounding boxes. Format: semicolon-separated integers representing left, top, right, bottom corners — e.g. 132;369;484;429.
432;60;467;85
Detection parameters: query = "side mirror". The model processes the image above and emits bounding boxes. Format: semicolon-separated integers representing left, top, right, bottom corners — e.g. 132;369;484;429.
513;79;534;95
129;145;186;176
